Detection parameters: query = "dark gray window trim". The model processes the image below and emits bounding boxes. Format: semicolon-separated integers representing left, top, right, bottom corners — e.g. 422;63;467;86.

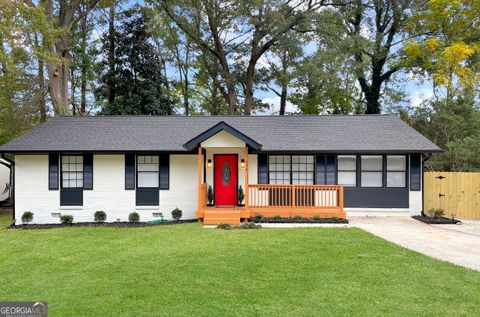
48;153;59;190
125;154;136;190
360;155;384;188
60;154;84;206
83;153;93;190
159;154;170;190
267;154;315;185
410;154;421;191
386;154;408;189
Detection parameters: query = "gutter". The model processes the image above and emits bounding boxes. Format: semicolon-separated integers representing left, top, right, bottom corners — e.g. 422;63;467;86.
421;154;432;217
0;153;14;225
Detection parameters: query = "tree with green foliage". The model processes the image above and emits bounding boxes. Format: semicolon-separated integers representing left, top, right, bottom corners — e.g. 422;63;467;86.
96;6;174;115
339;0;422;114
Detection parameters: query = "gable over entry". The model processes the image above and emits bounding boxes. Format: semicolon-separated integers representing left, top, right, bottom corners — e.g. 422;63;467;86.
183;121;262;150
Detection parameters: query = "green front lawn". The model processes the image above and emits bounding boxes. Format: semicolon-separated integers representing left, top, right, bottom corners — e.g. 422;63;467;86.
0;213;479;316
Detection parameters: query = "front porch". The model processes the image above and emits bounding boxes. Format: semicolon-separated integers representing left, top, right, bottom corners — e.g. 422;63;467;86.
187;122;345;225
196;155;345;225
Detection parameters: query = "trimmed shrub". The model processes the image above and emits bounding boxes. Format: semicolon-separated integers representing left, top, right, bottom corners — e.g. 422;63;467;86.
237;185;245;204
60;214;74;224
254;214;263;220
171;208;182;221
129;212;140;223
217;223;232;230
294;215;303;220
313;214;321;220
331;216;340;221
207;185;214;205
21;211;33;224
94;210;107;223
273;214;282;220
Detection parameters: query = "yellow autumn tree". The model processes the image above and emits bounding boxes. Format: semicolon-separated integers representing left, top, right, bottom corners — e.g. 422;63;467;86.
404;0;480;98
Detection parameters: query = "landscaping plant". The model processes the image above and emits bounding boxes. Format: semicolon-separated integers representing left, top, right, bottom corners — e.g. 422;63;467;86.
237;185;245;205
207;185;214;205
94;211;107;223
60;214;74;224
21;211;33;224
129;212;140;223
171;208;182;221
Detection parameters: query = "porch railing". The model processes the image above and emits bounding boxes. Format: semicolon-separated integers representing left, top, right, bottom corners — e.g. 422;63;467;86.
248;184;344;210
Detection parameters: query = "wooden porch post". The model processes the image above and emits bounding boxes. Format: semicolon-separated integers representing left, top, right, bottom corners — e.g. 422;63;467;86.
244;146;249;214
197;146;203;211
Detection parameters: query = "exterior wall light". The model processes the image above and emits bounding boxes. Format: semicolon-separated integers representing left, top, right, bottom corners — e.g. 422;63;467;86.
241;159;245;168
207;159;212;168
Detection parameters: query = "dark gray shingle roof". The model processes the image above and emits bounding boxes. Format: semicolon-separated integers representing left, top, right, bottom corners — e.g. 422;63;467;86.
0;115;441;153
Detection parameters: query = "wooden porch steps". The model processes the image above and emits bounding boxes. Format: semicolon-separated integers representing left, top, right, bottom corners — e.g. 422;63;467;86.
203;209;241;225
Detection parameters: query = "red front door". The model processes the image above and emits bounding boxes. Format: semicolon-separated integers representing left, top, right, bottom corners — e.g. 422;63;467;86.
214;155;238;206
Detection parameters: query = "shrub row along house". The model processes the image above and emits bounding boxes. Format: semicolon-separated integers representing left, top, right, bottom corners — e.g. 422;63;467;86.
0;115;441;225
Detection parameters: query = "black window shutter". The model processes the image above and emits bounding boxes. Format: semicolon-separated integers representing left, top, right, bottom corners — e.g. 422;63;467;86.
410;154;421;191
257;154;268;184
48;153;59;190
159;154;169;190
125;154;135;190
83;153;93;190
315;155;326;185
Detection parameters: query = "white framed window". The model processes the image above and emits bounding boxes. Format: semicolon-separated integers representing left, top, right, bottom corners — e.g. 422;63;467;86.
337;155;356;187
61;155;83;188
137;155;159;188
387;155;406;187
361;155;383;187
268;155;314;185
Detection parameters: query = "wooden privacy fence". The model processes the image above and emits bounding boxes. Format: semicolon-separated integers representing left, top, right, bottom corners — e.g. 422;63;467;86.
424;172;480;219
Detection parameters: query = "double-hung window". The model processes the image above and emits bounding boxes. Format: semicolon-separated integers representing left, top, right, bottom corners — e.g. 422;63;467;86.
137;156;159;188
268;155;315;185
337;155;356;187
387;156;406;187
361;156;383;187
61;155;83;188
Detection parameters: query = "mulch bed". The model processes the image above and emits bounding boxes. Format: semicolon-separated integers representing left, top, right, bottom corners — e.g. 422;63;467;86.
412;215;461;225
250;217;348;224
9;219;197;230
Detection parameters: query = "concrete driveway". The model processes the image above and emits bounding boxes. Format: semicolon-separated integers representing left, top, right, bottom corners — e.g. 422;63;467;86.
350;216;480;271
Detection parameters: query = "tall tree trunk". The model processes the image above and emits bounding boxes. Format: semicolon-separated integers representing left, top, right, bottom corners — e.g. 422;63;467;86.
107;2;116;104
244;60;256;115
80;6;87;115
280;83;287;115
35;33;47;122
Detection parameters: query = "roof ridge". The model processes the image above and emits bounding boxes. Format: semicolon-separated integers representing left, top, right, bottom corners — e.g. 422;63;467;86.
56;114;395;118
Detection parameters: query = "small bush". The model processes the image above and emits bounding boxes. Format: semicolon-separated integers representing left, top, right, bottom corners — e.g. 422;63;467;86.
129;212;140;223
313;214;321;220
94;210;107;223
237;185;245;204
254;214;263;220
331;216;340;221
21;211;33;224
207;185;214;205
171;208;182;221
239;222;261;229
217;223;232;230
273;214;282;220
60;214;73;224
294;215;303;220
428;208;445;218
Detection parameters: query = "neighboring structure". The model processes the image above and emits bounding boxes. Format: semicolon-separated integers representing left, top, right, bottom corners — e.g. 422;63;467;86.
0;158;11;204
0;115;441;225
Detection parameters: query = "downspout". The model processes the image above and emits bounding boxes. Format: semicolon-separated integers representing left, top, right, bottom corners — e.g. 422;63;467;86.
0;153;14;225
421;154;431;217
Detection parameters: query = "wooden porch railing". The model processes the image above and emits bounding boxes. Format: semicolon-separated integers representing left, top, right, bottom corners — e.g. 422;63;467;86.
248;184;344;211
